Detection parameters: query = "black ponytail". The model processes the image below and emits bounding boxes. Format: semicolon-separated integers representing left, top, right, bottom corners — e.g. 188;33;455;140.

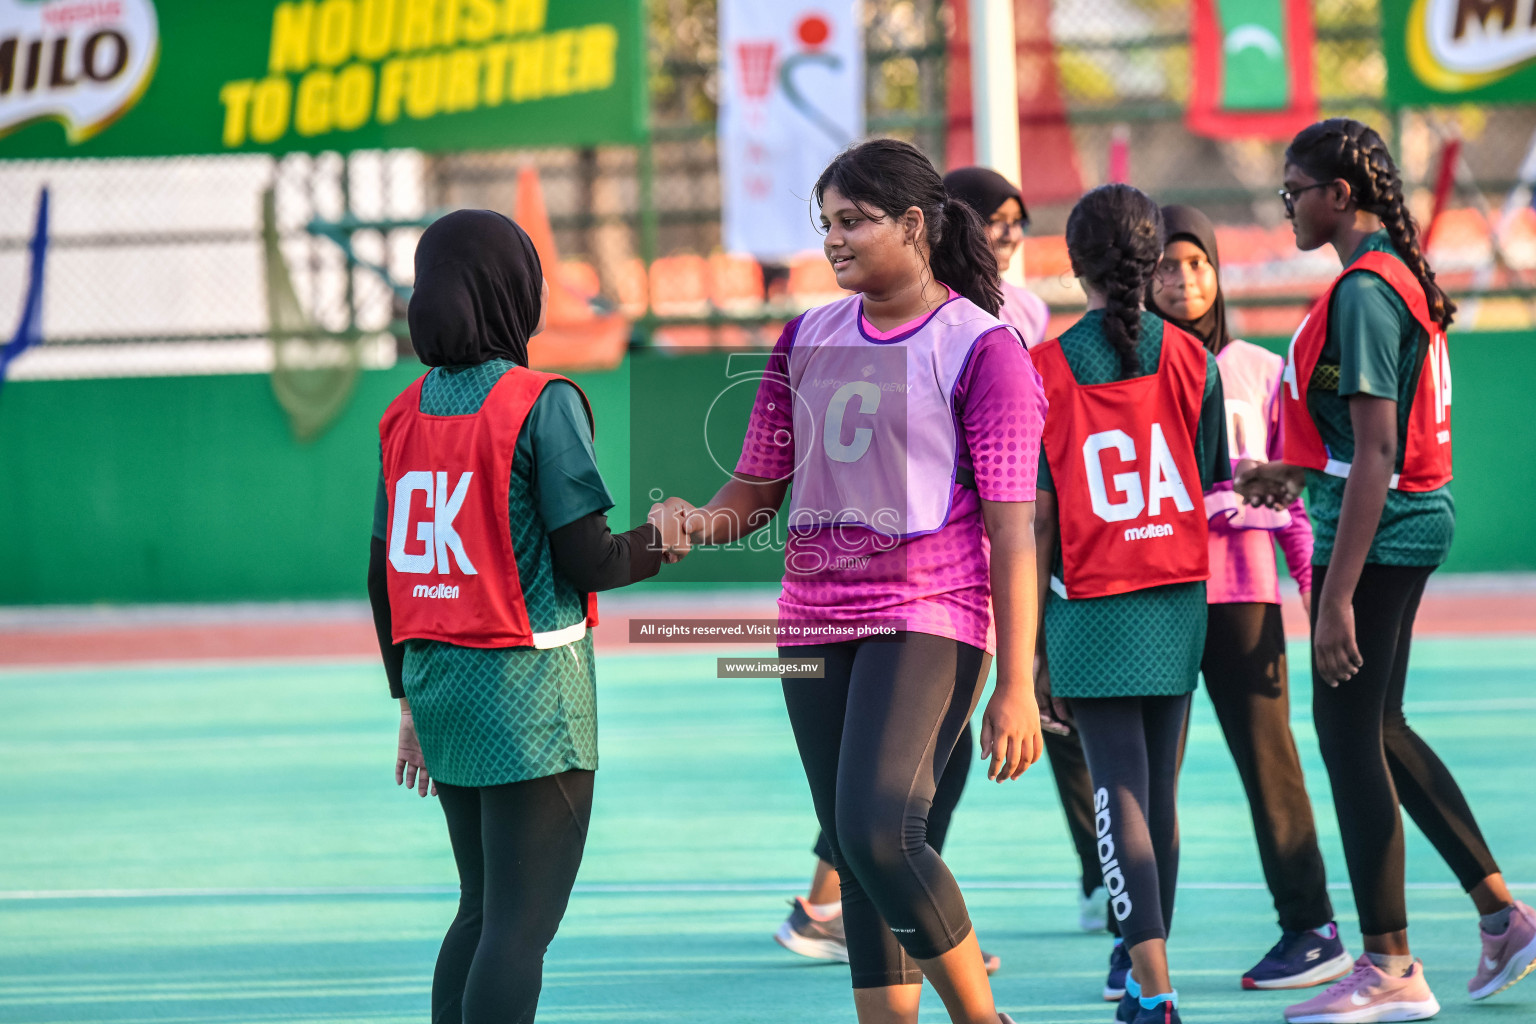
1286;118;1456;330
1065;184;1165;379
813;138;1003;315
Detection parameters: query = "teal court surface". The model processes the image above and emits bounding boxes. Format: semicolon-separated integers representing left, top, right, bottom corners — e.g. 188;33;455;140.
3;638;1535;1024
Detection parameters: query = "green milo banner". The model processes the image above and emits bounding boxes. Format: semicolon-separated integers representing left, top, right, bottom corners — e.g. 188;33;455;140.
1384;0;1536;105
0;0;646;158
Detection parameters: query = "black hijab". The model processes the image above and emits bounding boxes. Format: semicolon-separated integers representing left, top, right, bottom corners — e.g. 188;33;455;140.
408;209;543;367
1148;203;1232;354
942;166;1029;224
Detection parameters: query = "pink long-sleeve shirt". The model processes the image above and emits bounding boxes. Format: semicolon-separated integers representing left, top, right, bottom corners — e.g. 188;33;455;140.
1208;340;1313;604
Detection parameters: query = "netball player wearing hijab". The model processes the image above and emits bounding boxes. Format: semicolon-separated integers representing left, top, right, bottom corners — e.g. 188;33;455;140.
367;210;691;1024
772;165;1048;978
1145;204;1350;990
943;166;1050;349
669;138;1045;1024
1033;185;1233;1024
1237;119;1536;1024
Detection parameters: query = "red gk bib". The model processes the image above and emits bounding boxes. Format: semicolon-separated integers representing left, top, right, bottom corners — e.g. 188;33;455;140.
380;368;598;648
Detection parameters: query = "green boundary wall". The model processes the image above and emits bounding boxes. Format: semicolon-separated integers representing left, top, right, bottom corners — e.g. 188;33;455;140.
1;332;1532;605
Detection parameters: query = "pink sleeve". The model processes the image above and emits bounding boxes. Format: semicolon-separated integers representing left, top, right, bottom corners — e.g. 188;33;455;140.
954;327;1047;501
733;319;800;480
1265;369;1314;591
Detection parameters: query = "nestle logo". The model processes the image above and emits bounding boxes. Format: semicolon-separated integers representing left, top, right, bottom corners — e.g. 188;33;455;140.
1123;523;1174;541
413;583;460;599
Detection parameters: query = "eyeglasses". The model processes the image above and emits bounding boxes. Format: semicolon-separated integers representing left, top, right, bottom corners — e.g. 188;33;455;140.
1278;182;1333;217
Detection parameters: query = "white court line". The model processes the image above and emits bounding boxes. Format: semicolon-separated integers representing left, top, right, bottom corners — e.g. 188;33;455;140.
3;881;1527;902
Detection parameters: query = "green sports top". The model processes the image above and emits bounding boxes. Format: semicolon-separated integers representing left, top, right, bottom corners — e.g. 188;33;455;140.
372;359;614;786
1304;232;1455;568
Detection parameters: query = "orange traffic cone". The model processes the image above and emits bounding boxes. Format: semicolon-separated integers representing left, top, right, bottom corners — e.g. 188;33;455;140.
514;166;629;371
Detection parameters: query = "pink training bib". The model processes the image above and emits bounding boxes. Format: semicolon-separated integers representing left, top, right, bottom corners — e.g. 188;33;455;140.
786;293;1020;539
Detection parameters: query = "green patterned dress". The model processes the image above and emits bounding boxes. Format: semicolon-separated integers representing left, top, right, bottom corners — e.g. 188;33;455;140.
1037;312;1230;699
372;360;614;786
1303;232;1455;568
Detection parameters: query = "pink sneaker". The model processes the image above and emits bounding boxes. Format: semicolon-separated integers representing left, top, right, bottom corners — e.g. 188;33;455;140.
1283;955;1439;1023
1469;900;1536;1000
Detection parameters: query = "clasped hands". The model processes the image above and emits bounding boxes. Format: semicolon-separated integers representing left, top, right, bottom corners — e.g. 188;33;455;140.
1233;458;1305;511
648;496;703;564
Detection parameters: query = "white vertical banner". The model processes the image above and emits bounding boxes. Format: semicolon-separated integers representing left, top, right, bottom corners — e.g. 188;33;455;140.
719;1;864;260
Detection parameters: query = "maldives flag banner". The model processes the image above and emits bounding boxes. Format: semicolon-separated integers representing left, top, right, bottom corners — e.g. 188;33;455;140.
1186;0;1318;141
719;0;863;260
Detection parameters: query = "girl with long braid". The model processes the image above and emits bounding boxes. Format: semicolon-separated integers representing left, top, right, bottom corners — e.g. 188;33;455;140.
1240;118;1536;1023
1033;185;1233;1024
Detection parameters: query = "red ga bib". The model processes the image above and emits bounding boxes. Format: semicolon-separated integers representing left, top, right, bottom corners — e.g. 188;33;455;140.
1036;325;1211;600
1280;251;1452;491
380;368;598;648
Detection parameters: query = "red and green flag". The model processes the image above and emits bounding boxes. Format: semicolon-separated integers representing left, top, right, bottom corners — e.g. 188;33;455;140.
1186;0;1317;140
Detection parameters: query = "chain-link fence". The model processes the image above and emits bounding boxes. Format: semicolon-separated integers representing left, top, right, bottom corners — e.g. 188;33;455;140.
2;0;1532;381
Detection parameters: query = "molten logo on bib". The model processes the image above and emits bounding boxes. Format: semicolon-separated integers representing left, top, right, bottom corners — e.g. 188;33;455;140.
0;0;159;143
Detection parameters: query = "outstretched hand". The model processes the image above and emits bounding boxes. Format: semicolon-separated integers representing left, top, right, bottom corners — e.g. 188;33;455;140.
649;496;696;563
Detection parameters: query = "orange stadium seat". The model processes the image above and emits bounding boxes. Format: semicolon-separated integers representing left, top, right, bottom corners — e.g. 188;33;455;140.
650;254;711;316
710;253;766;311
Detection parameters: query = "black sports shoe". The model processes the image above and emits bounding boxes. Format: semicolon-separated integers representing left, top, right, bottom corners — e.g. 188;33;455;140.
1104;940;1132;1000
1242;924;1353;990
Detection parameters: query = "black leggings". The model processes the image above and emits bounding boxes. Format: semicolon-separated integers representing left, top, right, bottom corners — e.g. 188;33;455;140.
782;632;989;988
433;770;594;1024
812;721;974;866
1072;694;1190;949
1203;602;1333;932
1044;603;1335;934
1311;563;1500;936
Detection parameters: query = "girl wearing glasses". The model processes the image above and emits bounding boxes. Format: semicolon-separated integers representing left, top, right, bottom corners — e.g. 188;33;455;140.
1242;118;1535;1024
943;167;1051;349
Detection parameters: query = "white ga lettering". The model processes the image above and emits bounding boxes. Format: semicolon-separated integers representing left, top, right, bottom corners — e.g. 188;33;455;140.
388;471;478;576
1082;424;1193;525
1283;315;1309;400
823;380;880;463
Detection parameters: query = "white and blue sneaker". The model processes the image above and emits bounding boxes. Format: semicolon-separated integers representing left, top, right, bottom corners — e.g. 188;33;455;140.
1079;884;1109;932
1104;939;1132;1000
1242;923;1353;990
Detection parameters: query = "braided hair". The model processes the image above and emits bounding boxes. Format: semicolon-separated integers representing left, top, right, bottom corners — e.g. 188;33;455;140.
1065;184;1166;379
1286;118;1456;330
814;139;1003;315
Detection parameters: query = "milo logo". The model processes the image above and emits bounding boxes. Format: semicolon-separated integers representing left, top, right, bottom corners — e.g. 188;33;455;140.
0;0;158;142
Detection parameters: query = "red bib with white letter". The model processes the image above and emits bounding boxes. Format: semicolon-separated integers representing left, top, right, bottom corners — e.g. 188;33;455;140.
1280;251;1452;492
380;368;598;648
1035;325;1211;600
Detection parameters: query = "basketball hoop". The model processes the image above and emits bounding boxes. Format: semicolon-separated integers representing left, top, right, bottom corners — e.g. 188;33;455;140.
737;41;777;101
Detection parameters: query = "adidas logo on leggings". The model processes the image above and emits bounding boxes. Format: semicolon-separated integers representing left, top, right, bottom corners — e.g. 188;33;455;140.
1094;788;1133;922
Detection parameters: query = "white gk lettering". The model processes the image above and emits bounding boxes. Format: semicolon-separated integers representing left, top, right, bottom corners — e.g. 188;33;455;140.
1082;424;1193;525
389;471;478;576
1094;787;1133;922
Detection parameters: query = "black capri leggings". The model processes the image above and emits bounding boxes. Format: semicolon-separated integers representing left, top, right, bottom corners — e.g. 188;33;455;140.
1071;694;1190;949
433;770;594;1024
812;720;974;866
1311;562;1500;936
782;632;990;989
